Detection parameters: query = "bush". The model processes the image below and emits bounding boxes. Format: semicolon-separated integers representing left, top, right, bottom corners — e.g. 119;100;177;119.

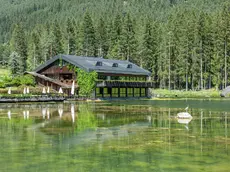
1;74;35;87
0;81;5;88
10;76;21;86
19;75;35;86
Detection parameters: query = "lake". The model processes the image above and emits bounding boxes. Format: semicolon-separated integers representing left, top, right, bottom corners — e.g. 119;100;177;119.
0;99;230;172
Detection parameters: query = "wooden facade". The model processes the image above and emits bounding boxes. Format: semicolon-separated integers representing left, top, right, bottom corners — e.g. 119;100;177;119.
30;55;154;98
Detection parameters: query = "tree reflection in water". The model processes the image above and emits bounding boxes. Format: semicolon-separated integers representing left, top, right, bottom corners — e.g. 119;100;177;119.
0;100;230;171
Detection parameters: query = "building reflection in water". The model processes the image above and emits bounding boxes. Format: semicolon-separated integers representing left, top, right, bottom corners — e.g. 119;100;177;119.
23;110;30;120
71;104;75;123
58;105;63;118
42;108;46;119
7;110;11;120
47;108;50;119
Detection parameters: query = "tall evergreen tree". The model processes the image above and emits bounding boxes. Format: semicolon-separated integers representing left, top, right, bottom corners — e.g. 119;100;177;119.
40;24;54;62
120;13;137;61
96;18;109;57
52;21;64;55
66;18;76;55
27;30;42;70
9;51;22;75
107;15;122;59
10;24;27;72
82;12;97;57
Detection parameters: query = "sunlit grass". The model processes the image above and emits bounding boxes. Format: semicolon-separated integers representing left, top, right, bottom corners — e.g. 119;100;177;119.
0;68;10;76
152;89;221;98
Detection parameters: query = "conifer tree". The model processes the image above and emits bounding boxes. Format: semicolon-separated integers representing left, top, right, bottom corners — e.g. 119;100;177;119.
27;30;42;70
52;21;64;55
82;12;97;57
96;18;108;57
9;51;22;76
10;24;27;72
40;24;54;62
120;13;137;61
66;18;76;55
107;15;122;59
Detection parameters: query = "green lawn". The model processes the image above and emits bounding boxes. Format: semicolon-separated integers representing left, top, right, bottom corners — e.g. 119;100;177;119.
151;89;221;98
0;68;10;84
0;68;10;76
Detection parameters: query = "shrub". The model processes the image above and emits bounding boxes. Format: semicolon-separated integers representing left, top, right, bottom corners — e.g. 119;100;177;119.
0;81;5;88
19;75;35;86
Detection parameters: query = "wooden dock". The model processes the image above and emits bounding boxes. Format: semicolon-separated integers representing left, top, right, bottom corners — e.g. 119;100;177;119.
0;96;66;103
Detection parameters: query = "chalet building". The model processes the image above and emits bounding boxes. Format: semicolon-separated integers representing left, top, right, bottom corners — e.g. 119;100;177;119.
27;55;154;98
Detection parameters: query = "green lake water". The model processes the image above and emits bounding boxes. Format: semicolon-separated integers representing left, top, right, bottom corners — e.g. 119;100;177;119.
0;99;230;172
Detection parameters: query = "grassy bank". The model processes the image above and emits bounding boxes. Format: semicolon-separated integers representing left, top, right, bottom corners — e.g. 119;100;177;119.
0;68;10;75
151;89;221;98
0;86;58;97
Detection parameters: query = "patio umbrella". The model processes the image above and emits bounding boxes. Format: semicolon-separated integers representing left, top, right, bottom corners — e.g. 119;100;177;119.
8;87;11;94
42;87;46;94
71;81;75;95
23;87;26;94
47;87;50;94
58;87;63;94
26;87;30;94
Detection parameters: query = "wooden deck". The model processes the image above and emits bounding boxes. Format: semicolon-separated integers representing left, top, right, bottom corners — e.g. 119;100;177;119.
96;80;155;88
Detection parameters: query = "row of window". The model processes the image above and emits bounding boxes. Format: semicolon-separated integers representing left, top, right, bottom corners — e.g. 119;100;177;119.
96;61;132;68
96;88;146;97
97;75;146;81
56;59;133;69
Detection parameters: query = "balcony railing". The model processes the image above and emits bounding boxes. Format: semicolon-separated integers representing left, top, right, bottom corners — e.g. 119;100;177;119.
96;80;155;88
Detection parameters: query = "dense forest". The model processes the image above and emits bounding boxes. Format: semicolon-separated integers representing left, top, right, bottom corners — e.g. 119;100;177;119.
0;0;230;90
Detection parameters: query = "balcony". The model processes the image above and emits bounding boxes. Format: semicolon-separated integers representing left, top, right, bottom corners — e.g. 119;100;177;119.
96;80;155;88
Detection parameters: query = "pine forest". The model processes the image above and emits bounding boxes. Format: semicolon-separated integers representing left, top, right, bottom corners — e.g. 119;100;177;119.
1;0;230;90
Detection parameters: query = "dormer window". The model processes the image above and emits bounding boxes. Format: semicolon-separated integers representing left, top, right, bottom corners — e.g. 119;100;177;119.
112;63;118;67
127;64;132;68
96;61;102;66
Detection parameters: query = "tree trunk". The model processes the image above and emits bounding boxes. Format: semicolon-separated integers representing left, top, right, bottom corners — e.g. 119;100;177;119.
200;56;203;90
200;41;203;90
168;41;171;90
224;41;227;88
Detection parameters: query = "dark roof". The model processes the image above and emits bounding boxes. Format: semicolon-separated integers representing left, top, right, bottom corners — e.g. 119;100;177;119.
34;55;151;76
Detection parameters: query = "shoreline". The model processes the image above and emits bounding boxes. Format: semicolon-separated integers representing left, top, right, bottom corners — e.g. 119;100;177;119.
0;96;150;103
0;96;66;103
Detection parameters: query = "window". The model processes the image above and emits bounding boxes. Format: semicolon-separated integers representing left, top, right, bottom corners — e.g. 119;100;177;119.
111;76;119;80
112;63;118;67
120;88;126;97
96;61;103;66
112;88;119;97
98;75;106;80
96;88;103;97
128;88;133;97
127;64;132;68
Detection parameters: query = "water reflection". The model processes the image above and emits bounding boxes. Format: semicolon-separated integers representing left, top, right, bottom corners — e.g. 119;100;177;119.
42;107;46;119
23;110;29;120
58;105;63;118
47;108;50;119
71;104;75;123
0;100;230;172
7;110;11;120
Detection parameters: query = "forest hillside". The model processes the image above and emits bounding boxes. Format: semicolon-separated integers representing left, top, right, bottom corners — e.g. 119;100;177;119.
0;0;230;90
